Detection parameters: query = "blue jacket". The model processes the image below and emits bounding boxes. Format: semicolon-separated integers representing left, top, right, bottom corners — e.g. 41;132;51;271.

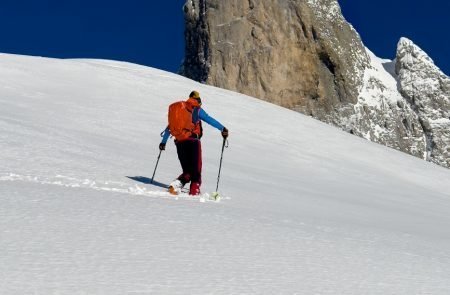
161;108;224;144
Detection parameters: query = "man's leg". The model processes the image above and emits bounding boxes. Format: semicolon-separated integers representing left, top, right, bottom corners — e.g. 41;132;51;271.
168;141;191;195
188;140;202;195
176;141;191;185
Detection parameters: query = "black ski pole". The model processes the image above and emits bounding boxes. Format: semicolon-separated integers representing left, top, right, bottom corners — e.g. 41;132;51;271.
151;149;163;184
215;138;228;192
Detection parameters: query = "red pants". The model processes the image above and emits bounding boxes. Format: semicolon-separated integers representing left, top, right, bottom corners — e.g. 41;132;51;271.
175;139;202;186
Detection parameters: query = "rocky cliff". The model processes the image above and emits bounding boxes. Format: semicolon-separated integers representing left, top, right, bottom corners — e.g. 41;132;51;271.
183;0;369;112
182;0;450;168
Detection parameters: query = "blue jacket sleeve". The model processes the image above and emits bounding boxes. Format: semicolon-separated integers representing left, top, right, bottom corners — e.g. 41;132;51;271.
161;126;170;144
199;109;225;131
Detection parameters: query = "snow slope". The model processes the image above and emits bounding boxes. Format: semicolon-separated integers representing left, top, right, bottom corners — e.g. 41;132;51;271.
1;53;450;294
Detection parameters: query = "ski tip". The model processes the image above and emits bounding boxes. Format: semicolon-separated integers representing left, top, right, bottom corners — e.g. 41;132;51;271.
198;192;221;203
211;192;221;201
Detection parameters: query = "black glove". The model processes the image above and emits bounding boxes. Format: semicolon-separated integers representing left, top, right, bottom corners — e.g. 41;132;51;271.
159;143;166;151
221;127;229;139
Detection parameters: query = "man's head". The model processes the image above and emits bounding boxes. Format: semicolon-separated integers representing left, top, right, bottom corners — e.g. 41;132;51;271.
189;90;202;105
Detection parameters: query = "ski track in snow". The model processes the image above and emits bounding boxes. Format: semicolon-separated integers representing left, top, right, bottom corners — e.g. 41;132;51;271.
0;173;225;203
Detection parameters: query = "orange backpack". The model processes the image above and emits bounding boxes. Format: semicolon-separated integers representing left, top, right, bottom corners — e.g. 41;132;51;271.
168;101;200;141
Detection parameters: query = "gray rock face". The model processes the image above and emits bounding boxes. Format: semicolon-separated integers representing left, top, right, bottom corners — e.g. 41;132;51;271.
182;0;450;168
182;0;369;115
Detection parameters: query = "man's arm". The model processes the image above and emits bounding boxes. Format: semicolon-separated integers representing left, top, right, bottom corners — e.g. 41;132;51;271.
159;126;170;150
161;126;170;144
199;109;225;131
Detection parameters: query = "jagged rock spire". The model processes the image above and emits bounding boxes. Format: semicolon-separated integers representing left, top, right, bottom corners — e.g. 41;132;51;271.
396;37;450;167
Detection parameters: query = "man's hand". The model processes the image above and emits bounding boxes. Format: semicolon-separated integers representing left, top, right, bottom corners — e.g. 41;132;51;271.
159;143;166;151
221;127;229;139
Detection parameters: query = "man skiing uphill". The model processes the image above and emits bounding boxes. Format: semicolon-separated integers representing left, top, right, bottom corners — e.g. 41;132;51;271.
159;91;229;196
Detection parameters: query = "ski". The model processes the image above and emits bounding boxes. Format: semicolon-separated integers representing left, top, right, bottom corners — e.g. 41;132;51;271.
169;191;222;202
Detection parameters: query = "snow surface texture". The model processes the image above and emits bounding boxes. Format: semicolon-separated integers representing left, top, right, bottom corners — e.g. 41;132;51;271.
1;53;450;294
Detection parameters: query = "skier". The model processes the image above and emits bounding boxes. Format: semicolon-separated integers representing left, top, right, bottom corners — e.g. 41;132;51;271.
159;91;229;196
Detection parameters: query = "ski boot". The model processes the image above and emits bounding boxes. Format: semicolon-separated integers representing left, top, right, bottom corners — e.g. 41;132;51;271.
168;179;183;195
189;182;201;196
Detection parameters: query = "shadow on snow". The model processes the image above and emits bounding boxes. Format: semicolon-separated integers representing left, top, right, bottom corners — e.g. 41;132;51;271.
126;176;169;189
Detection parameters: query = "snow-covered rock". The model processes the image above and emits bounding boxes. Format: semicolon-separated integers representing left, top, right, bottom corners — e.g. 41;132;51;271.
342;48;426;160
396;37;450;167
335;38;450;168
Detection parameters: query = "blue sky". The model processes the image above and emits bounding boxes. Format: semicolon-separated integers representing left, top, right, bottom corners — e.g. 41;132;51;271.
339;0;449;75
0;0;448;75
